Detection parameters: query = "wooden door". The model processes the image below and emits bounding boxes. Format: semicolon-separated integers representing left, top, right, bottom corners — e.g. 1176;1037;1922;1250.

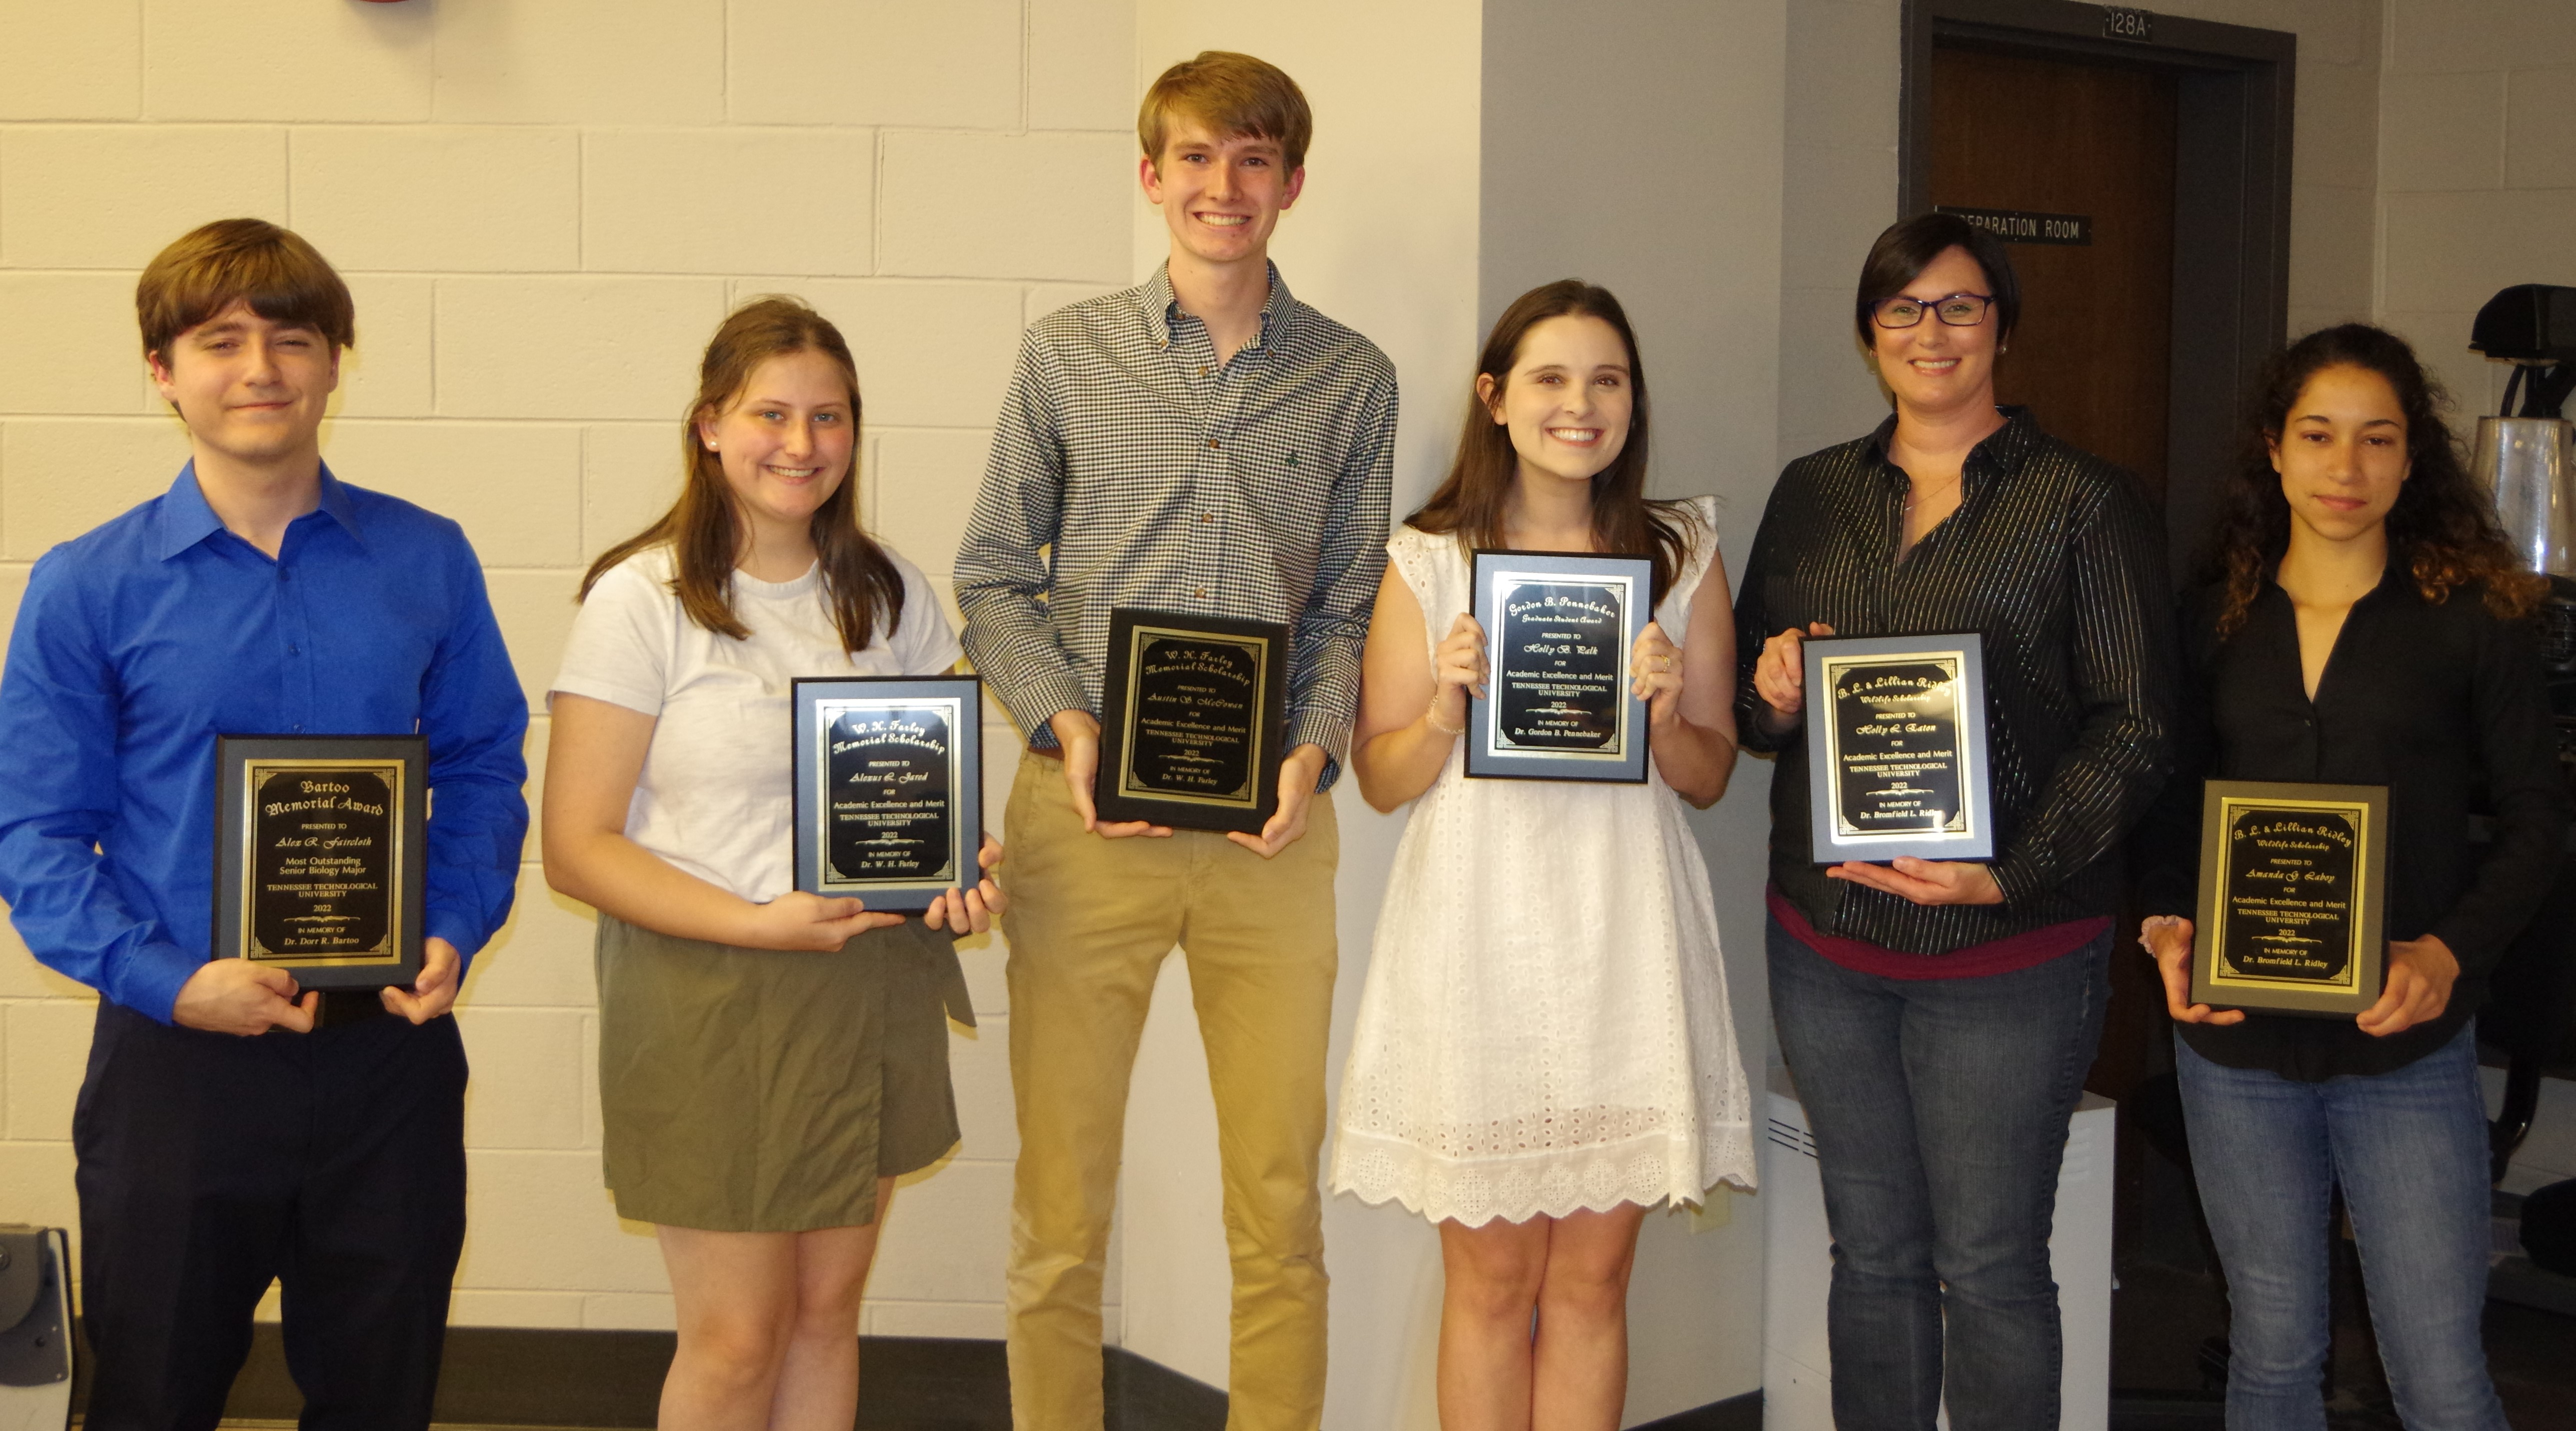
1929;44;2178;502
1929;44;2184;1283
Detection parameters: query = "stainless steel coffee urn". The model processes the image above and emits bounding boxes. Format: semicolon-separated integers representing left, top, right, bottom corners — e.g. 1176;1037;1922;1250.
2470;285;2576;766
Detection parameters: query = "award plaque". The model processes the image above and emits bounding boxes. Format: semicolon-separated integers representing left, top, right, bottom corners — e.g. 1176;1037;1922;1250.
2191;780;2388;1018
793;676;984;914
1803;633;1994;862
1094;609;1288;834
212;734;426;990
1464;550;1652;782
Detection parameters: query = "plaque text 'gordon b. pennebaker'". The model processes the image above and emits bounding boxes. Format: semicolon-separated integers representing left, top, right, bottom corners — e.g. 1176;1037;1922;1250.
1492;580;1628;757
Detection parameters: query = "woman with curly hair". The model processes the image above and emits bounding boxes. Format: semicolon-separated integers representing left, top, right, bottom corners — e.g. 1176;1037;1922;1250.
2139;323;2567;1430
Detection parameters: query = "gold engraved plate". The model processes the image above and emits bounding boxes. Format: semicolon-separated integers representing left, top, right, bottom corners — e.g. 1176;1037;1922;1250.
238;758;407;967
2192;780;2388;1017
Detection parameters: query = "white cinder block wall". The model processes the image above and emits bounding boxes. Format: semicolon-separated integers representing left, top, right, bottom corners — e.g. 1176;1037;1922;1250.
6;0;2574;1384
0;0;1140;1338
2376;0;2576;414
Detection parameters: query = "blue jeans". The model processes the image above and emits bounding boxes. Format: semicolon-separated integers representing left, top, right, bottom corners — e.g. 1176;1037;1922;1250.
2175;1024;2506;1431
1767;916;2111;1431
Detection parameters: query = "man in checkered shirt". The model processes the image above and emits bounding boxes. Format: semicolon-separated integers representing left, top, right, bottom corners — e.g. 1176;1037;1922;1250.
953;50;1396;1431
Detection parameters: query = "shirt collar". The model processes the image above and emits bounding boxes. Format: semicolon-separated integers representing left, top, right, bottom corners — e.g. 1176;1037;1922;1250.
1863;406;2042;496
1138;260;1296;351
153;460;368;562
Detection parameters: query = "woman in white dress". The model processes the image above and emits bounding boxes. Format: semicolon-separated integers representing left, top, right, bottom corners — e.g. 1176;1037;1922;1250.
1331;280;1756;1430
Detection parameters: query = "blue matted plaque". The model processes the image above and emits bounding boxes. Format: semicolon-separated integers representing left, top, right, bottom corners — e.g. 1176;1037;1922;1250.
1802;632;1994;862
213;734;427;991
1464;550;1652;783
793;676;983;914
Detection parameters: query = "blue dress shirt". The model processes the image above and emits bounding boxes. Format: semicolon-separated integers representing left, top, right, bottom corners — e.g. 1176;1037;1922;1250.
0;465;529;1024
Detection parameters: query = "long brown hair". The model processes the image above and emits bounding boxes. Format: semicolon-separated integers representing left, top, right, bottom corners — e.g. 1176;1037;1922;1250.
1409;280;1698;604
2208;322;2546;639
581;296;905;653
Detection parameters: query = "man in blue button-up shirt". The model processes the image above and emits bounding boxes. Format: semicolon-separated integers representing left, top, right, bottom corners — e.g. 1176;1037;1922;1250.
0;220;526;1428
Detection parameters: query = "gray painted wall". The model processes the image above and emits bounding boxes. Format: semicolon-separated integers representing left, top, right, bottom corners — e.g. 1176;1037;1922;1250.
1478;2;1788;1418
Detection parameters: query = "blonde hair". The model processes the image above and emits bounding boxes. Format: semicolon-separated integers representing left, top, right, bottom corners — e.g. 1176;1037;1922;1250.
136;219;355;362
1138;51;1313;171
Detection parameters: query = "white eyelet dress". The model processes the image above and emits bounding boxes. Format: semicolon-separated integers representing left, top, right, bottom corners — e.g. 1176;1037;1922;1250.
1329;500;1757;1226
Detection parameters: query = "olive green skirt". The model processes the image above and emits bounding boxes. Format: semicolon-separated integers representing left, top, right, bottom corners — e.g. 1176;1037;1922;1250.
595;913;974;1232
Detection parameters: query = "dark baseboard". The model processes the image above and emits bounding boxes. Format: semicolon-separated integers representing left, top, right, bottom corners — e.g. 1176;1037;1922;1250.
75;1318;1758;1430
75;1320;1227;1430
1632;1390;1763;1430
1103;1347;1227;1430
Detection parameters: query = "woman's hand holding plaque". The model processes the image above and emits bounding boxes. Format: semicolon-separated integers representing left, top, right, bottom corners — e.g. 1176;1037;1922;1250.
2138;914;2245;1026
1753;622;1835;730
1631;621;1683;723
1427;613;1489;734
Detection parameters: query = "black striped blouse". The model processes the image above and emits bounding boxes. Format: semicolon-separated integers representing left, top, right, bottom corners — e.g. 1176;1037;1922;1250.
1733;408;2178;956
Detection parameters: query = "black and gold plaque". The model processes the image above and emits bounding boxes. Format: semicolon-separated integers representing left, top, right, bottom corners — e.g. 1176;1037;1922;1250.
1803;633;1994;862
212;734;426;990
1095;609;1287;834
1464;550;1652;782
794;676;983;913
2191;780;2388;1018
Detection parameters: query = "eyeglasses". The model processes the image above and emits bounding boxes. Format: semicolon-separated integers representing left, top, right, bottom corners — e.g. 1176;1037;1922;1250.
1871;293;1995;329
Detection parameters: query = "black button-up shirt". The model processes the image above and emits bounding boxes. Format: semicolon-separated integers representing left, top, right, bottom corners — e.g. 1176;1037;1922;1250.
1734;409;2177;956
2141;574;2569;1080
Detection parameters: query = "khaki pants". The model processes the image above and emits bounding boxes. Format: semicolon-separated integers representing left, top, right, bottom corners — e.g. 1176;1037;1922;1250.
999;751;1339;1431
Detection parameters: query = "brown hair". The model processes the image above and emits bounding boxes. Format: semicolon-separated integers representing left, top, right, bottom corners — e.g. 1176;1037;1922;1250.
136;218;356;362
581;296;905;654
1409;280;1699;606
2207;322;2547;638
1138;50;1313;172
1852;212;2020;349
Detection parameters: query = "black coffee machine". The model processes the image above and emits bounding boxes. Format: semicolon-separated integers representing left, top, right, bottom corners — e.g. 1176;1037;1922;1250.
2469;284;2576;774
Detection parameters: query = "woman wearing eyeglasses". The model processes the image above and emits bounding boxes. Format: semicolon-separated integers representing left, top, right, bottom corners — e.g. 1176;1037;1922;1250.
1732;212;2177;1430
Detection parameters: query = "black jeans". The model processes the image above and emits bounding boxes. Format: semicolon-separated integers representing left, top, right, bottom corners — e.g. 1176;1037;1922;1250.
73;998;468;1431
1768;916;2110;1431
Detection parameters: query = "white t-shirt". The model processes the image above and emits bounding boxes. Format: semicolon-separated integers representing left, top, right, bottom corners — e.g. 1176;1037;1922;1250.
549;544;963;904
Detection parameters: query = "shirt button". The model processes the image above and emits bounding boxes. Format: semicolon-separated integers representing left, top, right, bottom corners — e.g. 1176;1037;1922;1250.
1207;438;1221;450
1198;365;1210;376
1199;513;1214;523
1194;588;1208;600
288;644;299;656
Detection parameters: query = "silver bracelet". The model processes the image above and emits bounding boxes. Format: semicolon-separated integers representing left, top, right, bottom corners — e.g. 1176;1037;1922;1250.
1424;702;1464;736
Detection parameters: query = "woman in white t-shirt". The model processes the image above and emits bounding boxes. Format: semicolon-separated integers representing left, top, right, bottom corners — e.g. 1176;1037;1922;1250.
543;296;1000;1430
